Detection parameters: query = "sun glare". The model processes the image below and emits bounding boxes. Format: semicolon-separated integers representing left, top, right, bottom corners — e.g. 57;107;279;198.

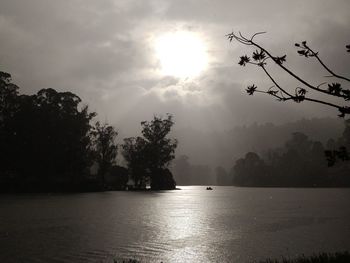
155;31;208;78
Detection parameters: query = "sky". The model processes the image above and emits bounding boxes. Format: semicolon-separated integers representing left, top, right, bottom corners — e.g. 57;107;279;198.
1;0;350;137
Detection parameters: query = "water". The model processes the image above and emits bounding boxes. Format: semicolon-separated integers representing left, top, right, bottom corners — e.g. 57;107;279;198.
1;186;350;263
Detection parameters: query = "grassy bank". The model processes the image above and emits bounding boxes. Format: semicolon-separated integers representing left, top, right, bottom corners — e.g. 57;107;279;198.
257;251;350;263
113;252;350;263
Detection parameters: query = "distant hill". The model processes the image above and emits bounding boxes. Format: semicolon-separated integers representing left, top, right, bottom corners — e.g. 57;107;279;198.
172;118;345;185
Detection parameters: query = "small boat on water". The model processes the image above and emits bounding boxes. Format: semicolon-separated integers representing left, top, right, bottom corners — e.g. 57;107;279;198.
206;186;213;190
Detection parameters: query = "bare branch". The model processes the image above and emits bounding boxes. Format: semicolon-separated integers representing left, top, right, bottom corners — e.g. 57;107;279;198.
303;43;350;82
228;31;350;116
253;41;337;96
230;32;350;101
261;65;293;97
317;82;327;89
254;89;285;101
250;32;266;41
252;86;343;112
303;97;342;110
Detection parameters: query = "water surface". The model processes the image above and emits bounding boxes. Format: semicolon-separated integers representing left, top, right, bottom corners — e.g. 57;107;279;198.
1;186;350;262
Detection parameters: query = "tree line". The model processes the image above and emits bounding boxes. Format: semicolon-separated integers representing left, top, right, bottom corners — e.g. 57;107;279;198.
172;155;214;185
0;71;177;192
224;32;350;187
217;123;350;187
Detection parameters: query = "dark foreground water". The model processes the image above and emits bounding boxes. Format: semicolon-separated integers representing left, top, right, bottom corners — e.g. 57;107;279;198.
1;186;350;263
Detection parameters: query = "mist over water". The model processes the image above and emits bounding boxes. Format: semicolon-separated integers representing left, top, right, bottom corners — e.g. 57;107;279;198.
1;1;350;262
1;186;350;263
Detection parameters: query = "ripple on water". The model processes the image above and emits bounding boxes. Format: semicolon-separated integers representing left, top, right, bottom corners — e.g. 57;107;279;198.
1;187;350;262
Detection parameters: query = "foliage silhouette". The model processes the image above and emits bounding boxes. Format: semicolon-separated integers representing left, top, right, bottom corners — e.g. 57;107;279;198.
0;71;132;192
106;165;129;190
230;130;350;187
122;115;177;190
325;119;350;166
227;32;350;166
258;251;350;263
122;136;149;189
92;122;118;186
0;70;180;192
227;32;350;117
232;152;269;186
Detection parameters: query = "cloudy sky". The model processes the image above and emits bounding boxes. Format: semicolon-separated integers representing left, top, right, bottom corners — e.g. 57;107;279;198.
1;0;349;136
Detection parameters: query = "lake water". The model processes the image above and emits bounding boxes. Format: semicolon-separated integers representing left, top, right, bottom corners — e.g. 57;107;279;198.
1;186;350;263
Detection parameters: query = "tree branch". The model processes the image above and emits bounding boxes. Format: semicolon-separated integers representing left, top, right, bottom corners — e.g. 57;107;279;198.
261;65;293;97
228;32;350;101
304;43;350;82
228;32;350;116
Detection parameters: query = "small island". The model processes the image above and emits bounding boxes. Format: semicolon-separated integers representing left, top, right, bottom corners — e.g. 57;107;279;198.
0;71;177;193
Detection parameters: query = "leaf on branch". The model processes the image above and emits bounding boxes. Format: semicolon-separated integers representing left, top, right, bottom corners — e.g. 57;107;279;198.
295;43;300;47
226;32;234;42
274;55;287;65
238;55;250;66
296;87;307;96
252;49;266;61
297;49;310;57
346;44;350;53
309;51;318;57
328;83;342;95
293;96;305;103
267;89;279;96
342;89;350;100
246;84;257;95
338;107;350;118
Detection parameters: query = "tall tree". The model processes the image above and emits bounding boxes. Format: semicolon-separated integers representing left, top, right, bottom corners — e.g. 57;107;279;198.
92;122;118;186
122;136;148;188
232;152;269;186
0;71;19;121
122;114;177;190
0;72;20;177
0;71;97;191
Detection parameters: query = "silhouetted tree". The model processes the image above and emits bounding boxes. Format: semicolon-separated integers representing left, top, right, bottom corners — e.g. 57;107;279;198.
107;165;129;190
26;88;95;184
325;119;350;166
0;71;97;191
0;72;20;177
276;132;326;186
92;122;118;186
229;131;341;187
122;136;148;188
227;32;350;117
122;114;177;190
227;32;350;167
232;152;269;186
150;168;176;190
0;72;19;121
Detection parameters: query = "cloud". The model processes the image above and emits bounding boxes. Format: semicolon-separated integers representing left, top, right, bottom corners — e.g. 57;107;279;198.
0;0;349;135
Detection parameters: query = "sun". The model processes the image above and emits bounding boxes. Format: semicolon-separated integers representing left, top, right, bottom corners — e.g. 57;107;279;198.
154;31;208;79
